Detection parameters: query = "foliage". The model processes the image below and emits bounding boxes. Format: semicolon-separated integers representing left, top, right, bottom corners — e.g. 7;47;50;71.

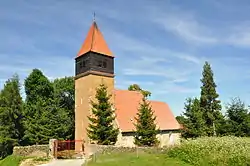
87;151;191;166
134;96;159;146
52;77;75;140
128;84;151;97
167;136;250;166
23;69;71;144
87;83;119;145
178;98;206;138
0;74;24;158
200;61;223;136
223;97;250;136
0;155;25;166
24;69;53;104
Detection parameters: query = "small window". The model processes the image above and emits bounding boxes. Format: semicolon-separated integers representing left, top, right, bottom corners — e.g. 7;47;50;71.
85;60;89;66
96;59;108;68
82;61;86;67
79;61;85;68
103;61;107;68
97;60;102;67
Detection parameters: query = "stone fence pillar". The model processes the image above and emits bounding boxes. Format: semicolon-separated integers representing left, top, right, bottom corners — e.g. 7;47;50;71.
49;139;57;158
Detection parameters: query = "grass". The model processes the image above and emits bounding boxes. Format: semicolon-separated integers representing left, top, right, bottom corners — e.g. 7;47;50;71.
0;155;51;166
86;136;250;166
87;151;191;166
167;136;250;166
0;155;25;166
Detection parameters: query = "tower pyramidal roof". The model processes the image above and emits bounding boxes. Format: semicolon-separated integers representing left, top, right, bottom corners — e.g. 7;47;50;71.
77;21;113;58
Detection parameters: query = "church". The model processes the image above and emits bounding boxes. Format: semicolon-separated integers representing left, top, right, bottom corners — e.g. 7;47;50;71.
74;21;181;149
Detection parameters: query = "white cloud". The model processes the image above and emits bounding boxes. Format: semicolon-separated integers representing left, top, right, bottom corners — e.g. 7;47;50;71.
226;24;250;47
154;16;218;44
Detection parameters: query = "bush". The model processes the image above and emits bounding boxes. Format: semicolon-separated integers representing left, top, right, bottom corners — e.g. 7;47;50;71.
167;136;250;166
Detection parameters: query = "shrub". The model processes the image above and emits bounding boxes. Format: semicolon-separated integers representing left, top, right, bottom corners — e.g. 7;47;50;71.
167;136;250;166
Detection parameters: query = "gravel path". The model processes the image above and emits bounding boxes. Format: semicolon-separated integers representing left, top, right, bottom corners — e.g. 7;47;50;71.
37;159;85;166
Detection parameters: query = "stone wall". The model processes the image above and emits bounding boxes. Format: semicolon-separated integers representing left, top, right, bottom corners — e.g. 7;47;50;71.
13;145;49;157
86;144;165;156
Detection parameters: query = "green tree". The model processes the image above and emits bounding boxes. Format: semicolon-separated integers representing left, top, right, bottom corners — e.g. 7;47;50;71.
224;97;250;136
180;98;206;138
24;69;71;144
134;96;159;146
0;74;24;158
53;77;75;140
128;84;151;97
200;61;222;136
87;83;118;145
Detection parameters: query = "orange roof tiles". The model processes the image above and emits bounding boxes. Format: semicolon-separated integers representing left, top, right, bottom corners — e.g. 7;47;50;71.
114;90;181;132
77;21;113;58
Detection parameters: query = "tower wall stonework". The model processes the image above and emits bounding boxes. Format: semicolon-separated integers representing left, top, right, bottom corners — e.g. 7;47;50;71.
75;74;114;151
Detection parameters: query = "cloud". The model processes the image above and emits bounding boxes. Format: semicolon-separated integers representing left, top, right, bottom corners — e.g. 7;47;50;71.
226;24;250;47
153;16;218;44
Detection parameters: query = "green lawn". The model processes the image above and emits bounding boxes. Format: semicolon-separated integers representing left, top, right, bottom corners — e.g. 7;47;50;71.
87;152;191;166
0;155;25;166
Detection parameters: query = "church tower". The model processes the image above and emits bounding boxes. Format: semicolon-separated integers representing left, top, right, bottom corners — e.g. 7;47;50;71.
75;21;115;150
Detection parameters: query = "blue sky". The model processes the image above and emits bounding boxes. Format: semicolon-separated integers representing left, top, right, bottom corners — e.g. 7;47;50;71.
1;0;250;116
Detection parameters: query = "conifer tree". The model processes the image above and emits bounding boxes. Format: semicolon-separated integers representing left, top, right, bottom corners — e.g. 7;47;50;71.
134;96;159;146
180;98;206;138
0;74;24;158
87;83;118;145
200;61;222;136
224;97;250;136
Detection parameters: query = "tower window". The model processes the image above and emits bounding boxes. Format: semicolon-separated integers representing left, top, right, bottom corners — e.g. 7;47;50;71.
79;61;85;68
97;60;102;67
103;61;107;68
96;59;107;68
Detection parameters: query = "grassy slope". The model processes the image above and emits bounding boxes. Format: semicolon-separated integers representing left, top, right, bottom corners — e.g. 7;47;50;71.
88;152;191;166
0;155;25;166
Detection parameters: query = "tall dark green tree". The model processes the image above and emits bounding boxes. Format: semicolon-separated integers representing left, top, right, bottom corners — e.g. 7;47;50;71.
200;61;222;136
134;96;159;146
224;97;250;136
53;77;75;140
87;83;118;145
0;74;24;158
24;69;70;144
179;98;206;138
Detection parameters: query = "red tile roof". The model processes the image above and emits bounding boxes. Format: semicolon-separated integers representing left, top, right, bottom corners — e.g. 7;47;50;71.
114;90;181;132
77;21;113;58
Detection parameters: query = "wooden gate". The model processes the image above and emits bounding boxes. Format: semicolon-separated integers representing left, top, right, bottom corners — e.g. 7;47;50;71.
54;140;84;159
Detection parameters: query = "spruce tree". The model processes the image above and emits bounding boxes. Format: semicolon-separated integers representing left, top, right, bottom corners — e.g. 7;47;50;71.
200;61;222;136
134;96;159;146
0;74;24;158
224;97;249;136
87;83;118;145
180;98;206;138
